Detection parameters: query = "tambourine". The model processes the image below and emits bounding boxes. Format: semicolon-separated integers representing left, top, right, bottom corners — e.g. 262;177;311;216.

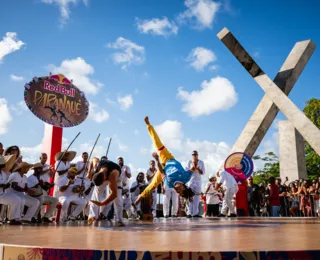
28;186;43;197
72;185;81;193
224;152;254;183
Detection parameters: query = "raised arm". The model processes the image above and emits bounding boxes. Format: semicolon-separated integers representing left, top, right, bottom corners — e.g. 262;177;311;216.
91;171;118;206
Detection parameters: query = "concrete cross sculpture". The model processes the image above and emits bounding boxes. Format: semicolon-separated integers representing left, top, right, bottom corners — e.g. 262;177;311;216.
217;27;319;181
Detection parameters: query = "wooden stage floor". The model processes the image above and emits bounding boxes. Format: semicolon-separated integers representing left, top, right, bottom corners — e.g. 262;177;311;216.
1;217;320;260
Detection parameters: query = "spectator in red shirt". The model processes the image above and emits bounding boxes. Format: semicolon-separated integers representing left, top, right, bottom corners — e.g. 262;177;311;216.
268;177;280;217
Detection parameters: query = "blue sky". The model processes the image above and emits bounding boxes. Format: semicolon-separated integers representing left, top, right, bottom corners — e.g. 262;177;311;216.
0;0;319;182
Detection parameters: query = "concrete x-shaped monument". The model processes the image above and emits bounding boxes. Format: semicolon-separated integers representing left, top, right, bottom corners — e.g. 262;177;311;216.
217;28;319;180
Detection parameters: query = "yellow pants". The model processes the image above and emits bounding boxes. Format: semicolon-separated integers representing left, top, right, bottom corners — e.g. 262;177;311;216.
139;123;174;198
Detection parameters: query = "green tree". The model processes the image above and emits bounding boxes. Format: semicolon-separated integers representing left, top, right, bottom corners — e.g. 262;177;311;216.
303;98;320;179
252;152;280;185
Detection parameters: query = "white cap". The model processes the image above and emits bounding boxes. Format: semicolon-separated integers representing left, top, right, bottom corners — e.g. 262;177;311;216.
209;173;215;179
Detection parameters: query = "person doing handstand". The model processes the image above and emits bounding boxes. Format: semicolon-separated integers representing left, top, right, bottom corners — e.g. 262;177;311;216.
135;117;195;205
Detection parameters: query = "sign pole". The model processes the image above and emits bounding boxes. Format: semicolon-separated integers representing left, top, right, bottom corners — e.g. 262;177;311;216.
42;123;63;195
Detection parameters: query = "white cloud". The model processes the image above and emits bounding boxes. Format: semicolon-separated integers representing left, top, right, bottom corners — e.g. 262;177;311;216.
88;102;109;123
209;65;218;71
10;74;24;81
134;129;139;135
154;120;184;151
48;57;102;95
177;76;238;117
117;95;133;110
107;37;145;70
186;47;216;71
253;51;260;58
118;118;127;124
179;138;230;176
106;95;116;105
137;17;178;37
0;98;12;135
140;147;148;155
152;119;231;177
72;142;106;163
261;132;279;155
178;0;221;30
10;101;28;115
118;143;129;152
41;0;88;26
0;32;24;62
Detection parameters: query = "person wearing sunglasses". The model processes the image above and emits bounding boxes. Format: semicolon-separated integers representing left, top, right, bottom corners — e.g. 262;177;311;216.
205;174;221;217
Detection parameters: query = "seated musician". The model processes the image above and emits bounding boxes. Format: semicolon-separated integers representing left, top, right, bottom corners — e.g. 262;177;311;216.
130;172;147;218
58;167;87;222
27;163;58;223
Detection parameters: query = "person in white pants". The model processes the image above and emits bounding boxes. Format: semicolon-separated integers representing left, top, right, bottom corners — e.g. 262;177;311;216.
186;151;205;218
130;172;146;217
216;170;238;217
27;163;58;223
146;160;158;218
0;155;22;225
53;150;76;198
6;162;40;223
114;157;131;223
163;184;178;218
122;183;133;219
88;180;109;224
58;167;87;222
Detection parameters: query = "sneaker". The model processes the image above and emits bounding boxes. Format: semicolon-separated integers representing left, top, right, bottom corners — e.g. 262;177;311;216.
229;214;237;218
42;217;53;223
8;219;22;225
31;217;40;224
164;215;169;218
116;221;125;227
186;215;192;218
218;214;226;217
68;216;76;222
193;215;202;218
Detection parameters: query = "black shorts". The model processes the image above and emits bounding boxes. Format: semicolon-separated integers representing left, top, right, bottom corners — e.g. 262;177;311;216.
206;204;219;216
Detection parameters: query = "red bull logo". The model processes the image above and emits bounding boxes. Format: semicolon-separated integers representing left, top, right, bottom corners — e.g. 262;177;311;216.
49;74;72;86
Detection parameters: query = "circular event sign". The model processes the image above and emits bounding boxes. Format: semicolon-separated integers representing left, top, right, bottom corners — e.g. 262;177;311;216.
224;152;254;183
24;74;89;128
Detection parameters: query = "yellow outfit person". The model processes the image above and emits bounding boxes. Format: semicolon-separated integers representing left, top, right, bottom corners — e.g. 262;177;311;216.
139;123;174;198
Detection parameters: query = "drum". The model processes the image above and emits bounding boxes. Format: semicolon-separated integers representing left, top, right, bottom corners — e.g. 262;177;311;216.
72;185;81;193
28;186;43;197
139;184;153;215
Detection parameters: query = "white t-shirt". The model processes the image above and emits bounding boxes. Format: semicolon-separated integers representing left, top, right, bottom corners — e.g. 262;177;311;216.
54;161;70;181
120;165;131;186
130;180;146;197
186;160;205;185
54;161;70;198
40;164;50;183
58;176;82;198
76;161;89;178
27;175;39;188
218;171;238;190
146;168;157;184
6;172;27;193
0;171;8;195
205;183;221;205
